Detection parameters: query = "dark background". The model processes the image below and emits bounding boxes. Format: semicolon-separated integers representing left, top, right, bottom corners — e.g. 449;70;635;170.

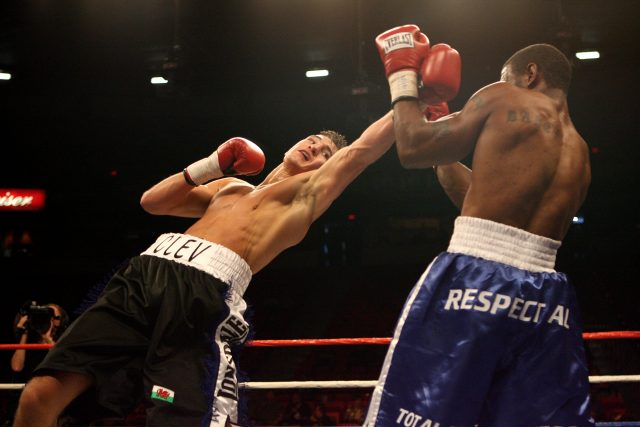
0;0;638;385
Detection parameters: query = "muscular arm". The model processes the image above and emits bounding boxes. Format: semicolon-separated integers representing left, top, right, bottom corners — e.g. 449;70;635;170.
434;162;471;210
139;174;236;218
300;110;395;221
394;84;500;168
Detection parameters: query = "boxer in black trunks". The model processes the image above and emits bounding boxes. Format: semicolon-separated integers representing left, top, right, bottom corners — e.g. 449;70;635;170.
14;113;396;427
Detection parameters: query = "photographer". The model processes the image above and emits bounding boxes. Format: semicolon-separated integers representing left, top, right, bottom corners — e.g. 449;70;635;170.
2;302;68;426
11;301;68;381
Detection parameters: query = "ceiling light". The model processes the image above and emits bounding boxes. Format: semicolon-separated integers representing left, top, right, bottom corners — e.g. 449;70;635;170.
150;76;169;85
306;69;329;78
575;51;600;60
0;72;11;80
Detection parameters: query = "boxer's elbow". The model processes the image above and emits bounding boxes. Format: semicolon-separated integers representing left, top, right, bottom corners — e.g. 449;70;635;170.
140;191;166;215
139;195;158;215
140;189;206;218
394;123;428;168
396;145;421;168
396;136;433;169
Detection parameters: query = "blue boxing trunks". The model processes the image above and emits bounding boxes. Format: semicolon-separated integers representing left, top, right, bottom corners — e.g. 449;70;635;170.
364;216;594;427
35;233;252;427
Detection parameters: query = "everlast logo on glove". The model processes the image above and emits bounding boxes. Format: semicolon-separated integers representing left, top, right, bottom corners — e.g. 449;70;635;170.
383;32;415;53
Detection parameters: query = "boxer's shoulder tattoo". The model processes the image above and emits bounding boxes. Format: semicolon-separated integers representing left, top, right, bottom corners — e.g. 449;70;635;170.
507;110;558;134
540;117;554;133
534;114;542;128
507;109;534;124
533;114;554;133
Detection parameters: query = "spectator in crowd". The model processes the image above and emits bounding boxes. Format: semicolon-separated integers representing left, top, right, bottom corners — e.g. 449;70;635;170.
591;385;628;421
4;301;68;425
248;390;285;426
11;301;68;381
343;395;366;424
310;403;335;426
281;391;311;426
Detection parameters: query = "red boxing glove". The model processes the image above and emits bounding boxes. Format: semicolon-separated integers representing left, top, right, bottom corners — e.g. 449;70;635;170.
424;102;450;121
375;25;430;105
216;137;265;176
420;44;461;105
184;137;265;185
375;25;430;77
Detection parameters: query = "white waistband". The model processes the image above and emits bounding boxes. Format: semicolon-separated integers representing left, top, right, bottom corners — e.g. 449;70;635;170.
447;216;561;273
141;233;252;296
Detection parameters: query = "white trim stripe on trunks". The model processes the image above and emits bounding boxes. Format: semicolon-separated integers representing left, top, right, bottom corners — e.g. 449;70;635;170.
140;233;252;295
447;216;561;273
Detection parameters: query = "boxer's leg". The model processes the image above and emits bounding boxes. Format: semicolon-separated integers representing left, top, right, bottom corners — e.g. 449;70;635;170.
14;371;93;427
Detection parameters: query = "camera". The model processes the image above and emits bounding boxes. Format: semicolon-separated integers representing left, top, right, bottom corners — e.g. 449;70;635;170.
19;300;55;335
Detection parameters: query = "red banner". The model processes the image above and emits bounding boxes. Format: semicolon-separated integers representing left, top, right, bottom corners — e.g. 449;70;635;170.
0;189;46;211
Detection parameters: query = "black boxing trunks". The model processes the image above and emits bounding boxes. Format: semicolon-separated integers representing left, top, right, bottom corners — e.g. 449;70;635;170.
34;233;252;427
365;216;594;427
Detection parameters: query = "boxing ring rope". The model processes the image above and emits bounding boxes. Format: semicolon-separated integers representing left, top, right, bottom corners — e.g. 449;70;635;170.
2;375;640;392
1;330;639;391
1;333;638;426
2;330;639;351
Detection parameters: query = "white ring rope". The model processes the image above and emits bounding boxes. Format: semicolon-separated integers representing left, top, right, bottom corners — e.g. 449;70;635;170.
1;375;639;391
588;374;640;383
246;375;640;388
242;380;377;389
0;384;25;390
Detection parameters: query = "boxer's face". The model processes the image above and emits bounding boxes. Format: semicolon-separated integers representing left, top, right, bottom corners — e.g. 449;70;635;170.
283;134;338;173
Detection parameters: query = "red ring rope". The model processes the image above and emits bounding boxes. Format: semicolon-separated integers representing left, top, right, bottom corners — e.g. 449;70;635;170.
1;331;638;350
582;331;640;340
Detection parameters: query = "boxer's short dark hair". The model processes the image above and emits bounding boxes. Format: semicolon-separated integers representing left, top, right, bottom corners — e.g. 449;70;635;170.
320;130;349;150
504;43;572;93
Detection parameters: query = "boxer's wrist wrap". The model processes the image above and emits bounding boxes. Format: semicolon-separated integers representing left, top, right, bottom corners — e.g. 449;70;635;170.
392;96;420;107
183;168;198;186
389;70;419;106
184;153;223;186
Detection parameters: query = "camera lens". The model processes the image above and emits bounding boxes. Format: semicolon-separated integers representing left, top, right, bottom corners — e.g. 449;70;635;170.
27;306;55;334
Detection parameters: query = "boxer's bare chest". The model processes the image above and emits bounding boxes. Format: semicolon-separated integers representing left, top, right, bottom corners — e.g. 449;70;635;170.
186;176;311;271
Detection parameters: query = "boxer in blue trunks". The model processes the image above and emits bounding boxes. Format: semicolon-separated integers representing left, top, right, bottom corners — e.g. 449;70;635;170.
14;114;398;426
369;25;593;426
